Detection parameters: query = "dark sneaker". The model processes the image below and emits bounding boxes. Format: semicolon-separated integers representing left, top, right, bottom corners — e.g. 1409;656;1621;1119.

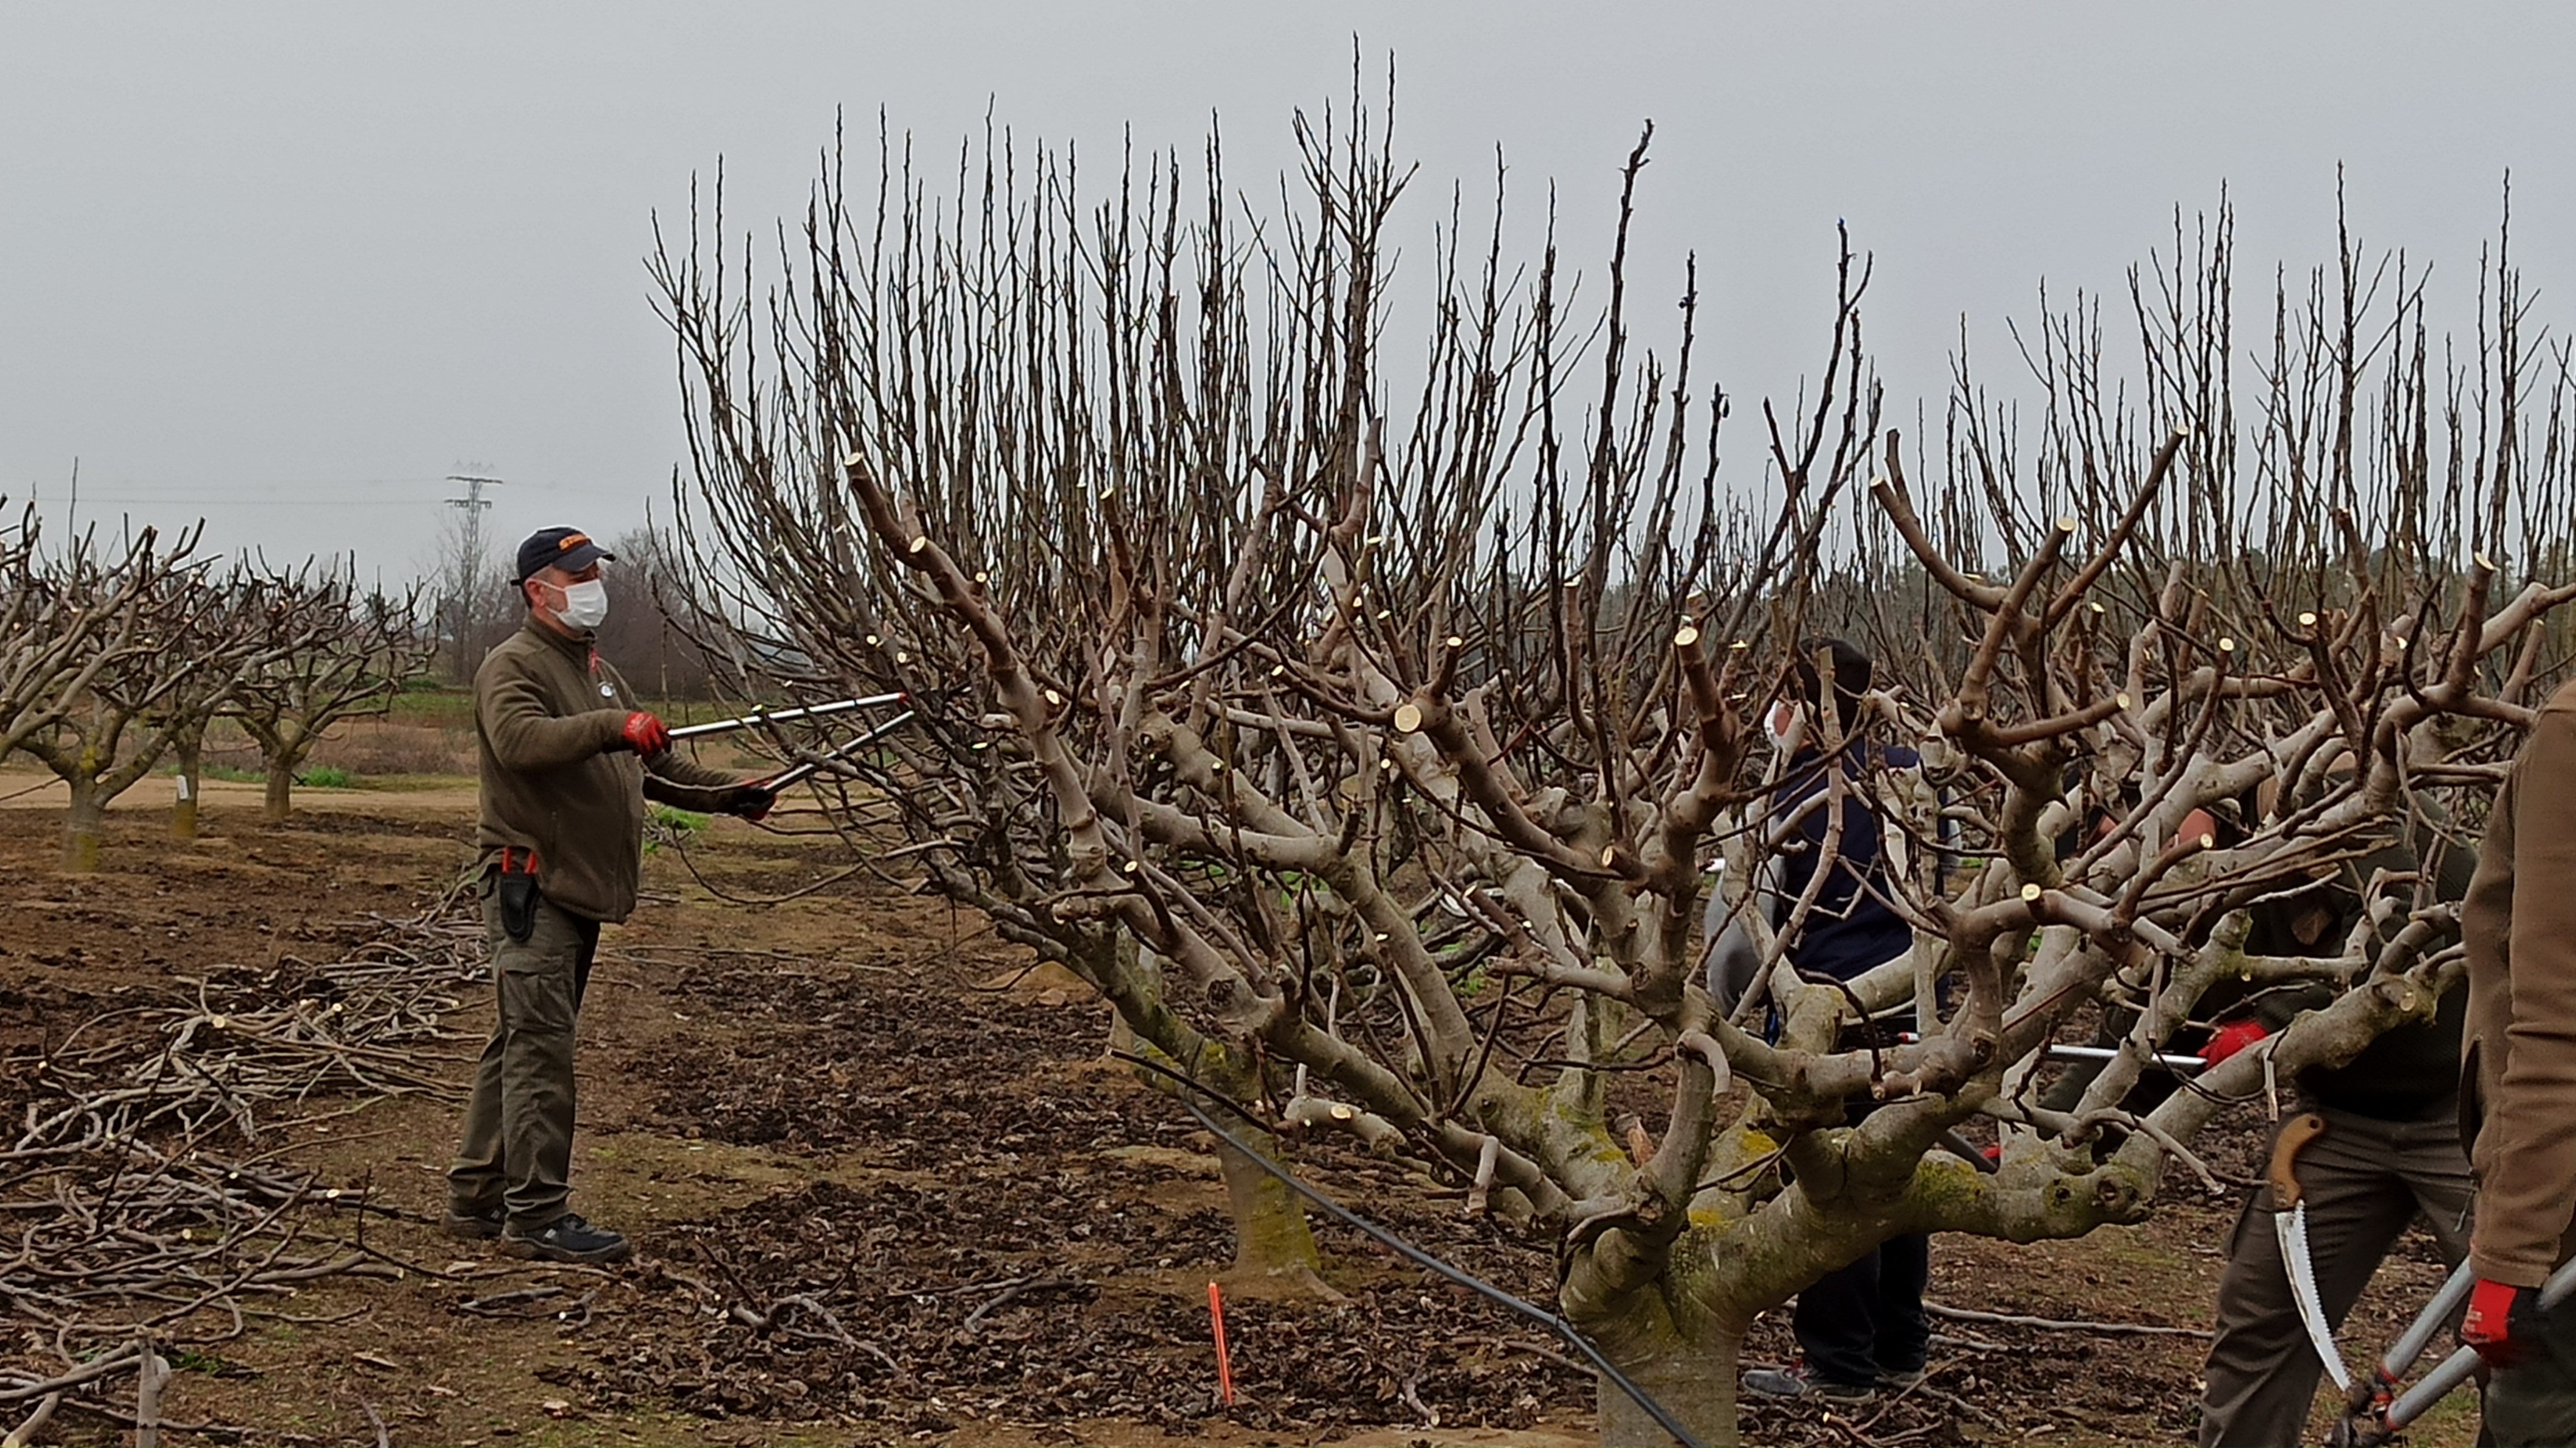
442;1205;505;1241
1743;1362;1875;1403
1880;1367;1927;1393
499;1212;632;1264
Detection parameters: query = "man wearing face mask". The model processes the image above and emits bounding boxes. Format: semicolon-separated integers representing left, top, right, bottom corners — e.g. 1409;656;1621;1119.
445;527;776;1263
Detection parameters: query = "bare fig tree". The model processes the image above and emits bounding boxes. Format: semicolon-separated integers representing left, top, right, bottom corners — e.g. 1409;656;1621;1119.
229;569;431;821
0;506;197;764
657;96;2575;1444
16;554;328;868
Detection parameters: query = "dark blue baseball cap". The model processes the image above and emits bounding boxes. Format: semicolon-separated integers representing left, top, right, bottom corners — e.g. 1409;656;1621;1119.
513;527;616;584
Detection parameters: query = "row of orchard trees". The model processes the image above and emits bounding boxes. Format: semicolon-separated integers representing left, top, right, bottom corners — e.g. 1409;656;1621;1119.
657;87;2576;1446
0;510;433;869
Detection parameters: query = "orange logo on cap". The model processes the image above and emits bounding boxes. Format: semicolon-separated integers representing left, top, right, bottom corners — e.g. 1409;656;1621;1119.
559;534;589;551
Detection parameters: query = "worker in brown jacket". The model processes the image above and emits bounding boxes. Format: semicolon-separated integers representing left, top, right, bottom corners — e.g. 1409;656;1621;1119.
445;527;773;1264
2459;687;2576;1445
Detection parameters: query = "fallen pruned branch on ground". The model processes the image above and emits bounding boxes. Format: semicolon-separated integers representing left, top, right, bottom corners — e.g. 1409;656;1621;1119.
0;886;487;1424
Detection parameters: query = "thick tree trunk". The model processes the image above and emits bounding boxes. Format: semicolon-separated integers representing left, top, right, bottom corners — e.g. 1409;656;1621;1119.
62;777;105;872
170;731;203;840
1208;1117;1326;1283
1104;966;1326;1291
1595;1314;1744;1447
263;757;296;821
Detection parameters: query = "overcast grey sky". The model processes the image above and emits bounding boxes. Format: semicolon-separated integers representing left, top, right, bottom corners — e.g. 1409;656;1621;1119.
3;2;2568;579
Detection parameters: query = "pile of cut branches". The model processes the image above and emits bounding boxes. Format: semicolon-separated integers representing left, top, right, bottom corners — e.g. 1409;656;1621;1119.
0;884;485;1442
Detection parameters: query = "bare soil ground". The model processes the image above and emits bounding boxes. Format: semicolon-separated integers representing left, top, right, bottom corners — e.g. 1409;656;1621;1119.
0;763;2481;1446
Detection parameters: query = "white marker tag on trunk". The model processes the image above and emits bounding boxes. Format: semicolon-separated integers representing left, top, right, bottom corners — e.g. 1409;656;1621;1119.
175;776;192;801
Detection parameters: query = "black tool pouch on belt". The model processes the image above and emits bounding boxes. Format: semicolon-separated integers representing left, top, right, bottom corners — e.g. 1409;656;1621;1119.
497;847;540;945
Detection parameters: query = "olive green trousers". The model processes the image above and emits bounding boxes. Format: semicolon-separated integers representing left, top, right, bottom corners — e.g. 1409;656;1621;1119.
446;886;599;1232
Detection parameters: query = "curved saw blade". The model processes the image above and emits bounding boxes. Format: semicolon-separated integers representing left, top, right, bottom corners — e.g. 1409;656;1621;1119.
2279;1203;2353;1391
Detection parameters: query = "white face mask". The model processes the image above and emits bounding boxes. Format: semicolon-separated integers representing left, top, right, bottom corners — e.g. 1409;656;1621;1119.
1763;700;1797;749
550;578;610;630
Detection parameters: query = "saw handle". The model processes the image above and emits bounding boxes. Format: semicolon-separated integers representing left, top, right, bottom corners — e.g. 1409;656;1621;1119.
2267;1112;2328;1211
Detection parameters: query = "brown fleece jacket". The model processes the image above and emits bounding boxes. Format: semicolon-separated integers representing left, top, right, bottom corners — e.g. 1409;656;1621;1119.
474;618;740;924
2462;679;2576;1286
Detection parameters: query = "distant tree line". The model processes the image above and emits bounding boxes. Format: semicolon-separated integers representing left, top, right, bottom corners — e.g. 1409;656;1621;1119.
0;513;433;865
0;502;726;872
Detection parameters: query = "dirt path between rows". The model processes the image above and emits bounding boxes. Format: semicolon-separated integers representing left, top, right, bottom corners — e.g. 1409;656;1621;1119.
0;787;2482;1446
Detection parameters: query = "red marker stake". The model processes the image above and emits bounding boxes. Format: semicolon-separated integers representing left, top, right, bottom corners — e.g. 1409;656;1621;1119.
1207;1280;1236;1406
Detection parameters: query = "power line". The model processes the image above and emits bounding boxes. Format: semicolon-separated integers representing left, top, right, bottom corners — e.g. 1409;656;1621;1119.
19;476;569;500
444;472;505;578
61;497;441;507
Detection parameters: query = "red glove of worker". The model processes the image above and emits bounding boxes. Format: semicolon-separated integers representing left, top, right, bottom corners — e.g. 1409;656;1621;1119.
2462;1277;2539;1368
617;711;671;756
2201;1017;2271;1066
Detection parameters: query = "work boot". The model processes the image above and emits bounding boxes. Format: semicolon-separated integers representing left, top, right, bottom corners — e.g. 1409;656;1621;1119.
1743;1362;1875;1403
442;1204;505;1241
499;1212;632;1264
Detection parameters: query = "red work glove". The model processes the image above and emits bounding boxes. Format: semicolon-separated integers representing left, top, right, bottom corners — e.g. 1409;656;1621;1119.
2201;1017;2270;1066
2462;1278;2540;1368
617;711;671;756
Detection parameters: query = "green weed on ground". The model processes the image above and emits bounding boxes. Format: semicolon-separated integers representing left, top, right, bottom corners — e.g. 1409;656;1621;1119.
645;804;708;853
170;762;362;787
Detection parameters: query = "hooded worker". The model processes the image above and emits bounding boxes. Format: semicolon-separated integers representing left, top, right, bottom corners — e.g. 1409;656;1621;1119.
1737;638;1934;1405
444;527;774;1264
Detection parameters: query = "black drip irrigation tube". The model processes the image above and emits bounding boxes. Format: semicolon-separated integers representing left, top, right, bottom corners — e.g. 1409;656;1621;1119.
1176;1099;1706;1447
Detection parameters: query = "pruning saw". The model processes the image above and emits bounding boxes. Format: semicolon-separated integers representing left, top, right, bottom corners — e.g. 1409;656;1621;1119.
2270;1112;2350;1391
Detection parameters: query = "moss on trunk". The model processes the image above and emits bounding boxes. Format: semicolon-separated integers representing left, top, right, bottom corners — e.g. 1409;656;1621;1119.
62;777;104;872
1208;1120;1327;1281
1104;957;1326;1292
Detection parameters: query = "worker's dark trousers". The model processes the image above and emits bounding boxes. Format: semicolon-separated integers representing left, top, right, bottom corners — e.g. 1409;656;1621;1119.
447;887;600;1232
2487;1298;2576;1446
1796;1232;1931;1387
1792;1009;1930;1390
2198;1104;2473;1447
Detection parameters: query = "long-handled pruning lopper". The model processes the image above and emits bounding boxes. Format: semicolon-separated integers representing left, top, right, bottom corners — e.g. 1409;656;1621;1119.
762;708;916;790
666;693;915;795
2332;1254;2576;1445
667;692;908;742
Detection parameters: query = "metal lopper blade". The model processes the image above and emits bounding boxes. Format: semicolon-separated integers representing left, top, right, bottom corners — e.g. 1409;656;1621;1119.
2267;1112;2351;1391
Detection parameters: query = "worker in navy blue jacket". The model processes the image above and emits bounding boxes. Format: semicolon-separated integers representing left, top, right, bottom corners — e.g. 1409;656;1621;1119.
1742;638;1930;1405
